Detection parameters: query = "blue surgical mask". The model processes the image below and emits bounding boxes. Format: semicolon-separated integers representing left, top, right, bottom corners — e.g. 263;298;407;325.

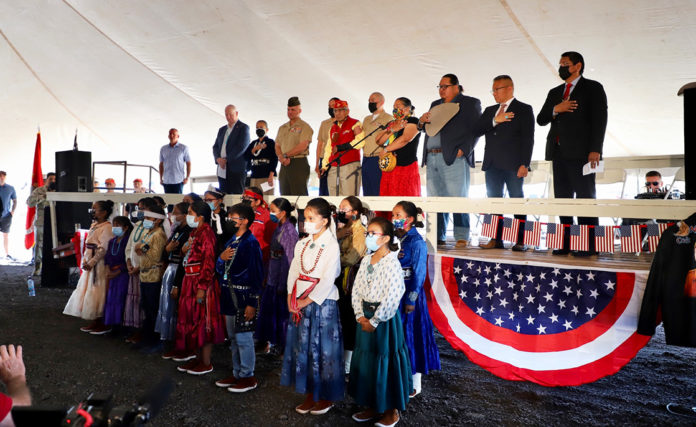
270;213;279;223
365;234;381;252
143;219;154;229
392;218;406;230
207;201;216;211
186;214;199;228
112;226;124;237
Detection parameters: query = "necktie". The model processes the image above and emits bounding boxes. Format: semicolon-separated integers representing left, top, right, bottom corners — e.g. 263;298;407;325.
562;83;572;100
497;103;507;116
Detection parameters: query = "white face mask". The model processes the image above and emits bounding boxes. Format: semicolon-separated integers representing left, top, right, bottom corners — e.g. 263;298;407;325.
304;220;323;235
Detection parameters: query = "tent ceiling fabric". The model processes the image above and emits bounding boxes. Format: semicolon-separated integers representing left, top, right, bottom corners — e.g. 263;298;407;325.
1;0;694;183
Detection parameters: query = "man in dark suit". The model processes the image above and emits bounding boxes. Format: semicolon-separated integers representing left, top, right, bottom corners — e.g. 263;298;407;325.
213;104;251;194
419;73;481;248
474;75;534;251
537;51;608;256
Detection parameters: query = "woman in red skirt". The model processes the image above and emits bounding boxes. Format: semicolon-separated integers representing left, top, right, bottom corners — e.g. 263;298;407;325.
173;200;226;376
376;97;422;197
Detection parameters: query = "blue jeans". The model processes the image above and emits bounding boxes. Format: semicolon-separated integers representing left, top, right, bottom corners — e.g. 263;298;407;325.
485;167;525;242
426;153;470;241
225;315;255;378
162;183;183;194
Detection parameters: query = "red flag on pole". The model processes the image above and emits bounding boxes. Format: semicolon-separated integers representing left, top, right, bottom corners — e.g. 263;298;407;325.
25;131;44;249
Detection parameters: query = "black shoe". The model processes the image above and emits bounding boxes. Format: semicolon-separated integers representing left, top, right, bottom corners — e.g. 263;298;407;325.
573;250;598;257
511;244;526;252
552;249;570;256
437;240;447;246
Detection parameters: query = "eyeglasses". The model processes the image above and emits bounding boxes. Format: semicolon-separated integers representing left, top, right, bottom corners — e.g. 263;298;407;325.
491;85;511;94
645;181;661;187
204;198;216;202
227;216;242;222
363;231;385;237
332;108;348;112
437;84;455;90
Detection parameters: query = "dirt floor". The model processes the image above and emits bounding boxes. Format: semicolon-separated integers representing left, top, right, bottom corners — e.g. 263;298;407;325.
2;264;696;426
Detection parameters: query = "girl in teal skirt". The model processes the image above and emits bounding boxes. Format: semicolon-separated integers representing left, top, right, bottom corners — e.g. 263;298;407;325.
348;217;412;427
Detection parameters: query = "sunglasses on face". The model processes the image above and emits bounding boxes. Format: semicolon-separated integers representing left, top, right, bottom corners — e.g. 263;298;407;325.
645;181;661;187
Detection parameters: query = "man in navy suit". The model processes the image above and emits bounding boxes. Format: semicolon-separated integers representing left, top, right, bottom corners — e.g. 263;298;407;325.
213;104;251;195
474;75;534;251
537;51;608;256
419;73;481;248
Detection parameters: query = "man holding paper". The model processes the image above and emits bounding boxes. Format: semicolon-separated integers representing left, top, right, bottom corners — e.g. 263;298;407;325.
537;51;608;256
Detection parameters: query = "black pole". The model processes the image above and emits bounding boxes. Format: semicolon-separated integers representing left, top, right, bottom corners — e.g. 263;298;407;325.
678;83;696;200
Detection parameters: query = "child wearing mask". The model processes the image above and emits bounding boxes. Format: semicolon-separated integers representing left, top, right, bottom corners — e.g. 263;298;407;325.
256;198;298;355
175;200;226;375
204;189;227;255
243;120;278;195
281;198;343;416
124;197;157;343
392;201;440;398
159;202;191;359
242;186;277;268
214;203;264;392
348;217;412;427
335;196;368;374
100;216;134;334
133;205;167;353
64;200;114;332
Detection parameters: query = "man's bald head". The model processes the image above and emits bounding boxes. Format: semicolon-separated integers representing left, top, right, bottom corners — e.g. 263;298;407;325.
225;104;239;126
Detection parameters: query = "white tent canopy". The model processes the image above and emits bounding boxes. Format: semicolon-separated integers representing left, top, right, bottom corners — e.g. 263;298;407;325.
1;0;694;184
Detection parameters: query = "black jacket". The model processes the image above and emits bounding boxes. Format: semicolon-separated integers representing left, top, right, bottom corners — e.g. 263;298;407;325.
537;77;608;161
473;98;535;172
637;213;696;347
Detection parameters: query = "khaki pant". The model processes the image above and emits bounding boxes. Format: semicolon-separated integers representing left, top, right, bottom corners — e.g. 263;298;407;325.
279;157;310;196
249;177;274;196
33;225;43;275
327;161;361;196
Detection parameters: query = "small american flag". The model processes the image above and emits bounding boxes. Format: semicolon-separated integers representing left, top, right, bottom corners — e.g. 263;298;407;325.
569;225;589;251
481;214;499;239
646;223;669;252
620;225;642;253
594;225;615;253
546;223;565;250
501;218;521;243
524;220;542;247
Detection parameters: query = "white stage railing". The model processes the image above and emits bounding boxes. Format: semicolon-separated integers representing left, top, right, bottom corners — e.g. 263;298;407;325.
47;192;696;254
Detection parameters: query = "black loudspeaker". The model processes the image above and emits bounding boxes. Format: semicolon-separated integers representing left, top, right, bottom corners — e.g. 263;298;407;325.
55;150;92;240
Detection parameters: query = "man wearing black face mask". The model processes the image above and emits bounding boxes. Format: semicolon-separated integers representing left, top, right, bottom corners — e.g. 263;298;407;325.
537;51;608;256
26;172;56;275
316;97;340;196
243;120;278;196
361;92;392;196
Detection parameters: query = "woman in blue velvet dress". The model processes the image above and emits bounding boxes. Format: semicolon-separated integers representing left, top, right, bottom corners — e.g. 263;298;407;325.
392;201;440;398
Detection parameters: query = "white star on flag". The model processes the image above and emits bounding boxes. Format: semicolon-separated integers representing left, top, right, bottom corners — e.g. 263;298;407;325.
564;273;573;282
589;289;599;299
494;286;503;296
586;307;596;317
557;299;566;309
495;317;503;326
459;290;467;299
571;305;579;315
549;280;558;289
549;313;559;323
474;293;481;301
537;324;547;334
563;285;573;296
586;272;595;281
476;307;485;315
503;268;512;278
552;268;560;276
466;261;474;269
453;265;462;274
563;320;573;330
526;315;535;324
605;280;615;290
499;298;509;308
525;294;535;304
543;292;554;302
537;304;546;313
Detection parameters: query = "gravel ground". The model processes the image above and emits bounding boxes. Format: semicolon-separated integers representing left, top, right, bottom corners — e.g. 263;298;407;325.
2;264;696;426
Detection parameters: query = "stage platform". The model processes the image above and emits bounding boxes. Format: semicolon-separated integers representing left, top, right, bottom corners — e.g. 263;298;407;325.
436;241;653;271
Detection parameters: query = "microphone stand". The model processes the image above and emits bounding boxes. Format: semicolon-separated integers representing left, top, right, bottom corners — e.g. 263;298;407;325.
322;122;391;195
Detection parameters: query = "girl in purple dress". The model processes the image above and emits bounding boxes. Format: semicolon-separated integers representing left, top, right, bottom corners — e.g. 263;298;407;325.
256;198;298;355
102;216;134;332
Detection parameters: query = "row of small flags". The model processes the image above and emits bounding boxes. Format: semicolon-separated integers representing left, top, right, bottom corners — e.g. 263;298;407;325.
481;215;670;253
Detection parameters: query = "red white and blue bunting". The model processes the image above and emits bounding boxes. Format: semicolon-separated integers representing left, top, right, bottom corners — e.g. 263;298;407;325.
426;253;651;386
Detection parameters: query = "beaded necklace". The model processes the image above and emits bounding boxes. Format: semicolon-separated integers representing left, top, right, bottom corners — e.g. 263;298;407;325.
110;235;124;256
132;222;145;242
300;238;324;275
